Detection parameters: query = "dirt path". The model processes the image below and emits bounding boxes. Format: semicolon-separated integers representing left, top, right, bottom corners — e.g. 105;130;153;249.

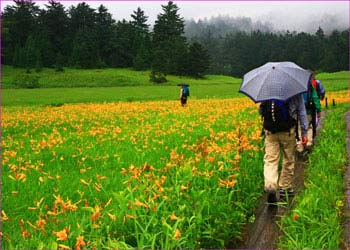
239;154;306;249
238;113;327;249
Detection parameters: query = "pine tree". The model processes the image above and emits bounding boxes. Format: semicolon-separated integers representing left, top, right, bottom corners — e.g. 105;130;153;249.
35;49;43;72
24;35;38;69
131;7;149;34
185;42;210;78
55;52;65;72
39;1;69;66
96;5;115;67
151;1;187;80
68;2;100;68
12;46;26;68
109;20;134;67
2;0;40;66
71;28;99;68
68;2;96;32
131;7;151;70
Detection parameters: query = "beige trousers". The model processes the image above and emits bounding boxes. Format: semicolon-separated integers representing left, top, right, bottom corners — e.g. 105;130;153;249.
264;128;296;191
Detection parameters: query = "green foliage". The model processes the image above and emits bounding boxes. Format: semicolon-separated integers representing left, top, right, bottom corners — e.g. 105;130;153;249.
12;46;26;68
152;1;188;76
153;1;185;43
13;73;40;89
2;1;348;76
185;42;210;78
278;105;347;248
150;70;167;84
133;46;150;71
131;7;150;34
110;20;135;67
71;28;100;68
55;53;65;72
2;99;264;249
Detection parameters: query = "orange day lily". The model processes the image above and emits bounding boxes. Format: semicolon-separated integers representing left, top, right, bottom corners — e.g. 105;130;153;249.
53;227;69;241
174;228;181;240
91;205;102;222
170;213;178;221
75;235;86;250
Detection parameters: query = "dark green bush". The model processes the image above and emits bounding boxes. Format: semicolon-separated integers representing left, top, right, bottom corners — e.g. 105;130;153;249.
150;70;167;83
13;74;40;88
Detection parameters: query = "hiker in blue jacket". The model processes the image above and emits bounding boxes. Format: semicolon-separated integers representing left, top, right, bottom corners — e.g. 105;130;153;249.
180;84;189;106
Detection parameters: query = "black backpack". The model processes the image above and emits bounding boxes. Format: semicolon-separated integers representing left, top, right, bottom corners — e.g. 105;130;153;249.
260;99;296;133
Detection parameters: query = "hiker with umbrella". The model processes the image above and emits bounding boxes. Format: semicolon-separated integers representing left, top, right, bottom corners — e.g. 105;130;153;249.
239;62;309;203
178;84;190;106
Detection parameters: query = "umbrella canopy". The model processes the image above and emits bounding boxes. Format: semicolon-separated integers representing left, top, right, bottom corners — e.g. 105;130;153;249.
239;61;311;103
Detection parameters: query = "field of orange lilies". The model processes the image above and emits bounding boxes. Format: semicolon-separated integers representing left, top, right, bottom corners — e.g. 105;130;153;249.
2;92;348;249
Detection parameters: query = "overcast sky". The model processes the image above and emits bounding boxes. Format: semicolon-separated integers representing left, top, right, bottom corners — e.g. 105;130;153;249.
1;1;349;32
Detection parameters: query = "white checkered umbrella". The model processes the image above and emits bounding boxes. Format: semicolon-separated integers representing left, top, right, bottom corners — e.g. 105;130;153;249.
239;61;311;103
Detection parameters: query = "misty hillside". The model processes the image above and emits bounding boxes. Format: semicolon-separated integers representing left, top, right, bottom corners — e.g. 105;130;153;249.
185;16;273;38
184;14;349;38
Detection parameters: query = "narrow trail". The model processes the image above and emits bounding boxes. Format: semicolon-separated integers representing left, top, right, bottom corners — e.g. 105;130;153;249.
237;112;327;249
239;154;306;249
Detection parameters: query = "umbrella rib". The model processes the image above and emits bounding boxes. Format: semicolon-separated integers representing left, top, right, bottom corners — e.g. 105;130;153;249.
279;67;310;88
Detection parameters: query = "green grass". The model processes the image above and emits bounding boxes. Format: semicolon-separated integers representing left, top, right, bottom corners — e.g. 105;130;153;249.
278;104;347;248
1;65;240;88
317;71;349;92
2;85;244;106
2;66;348;106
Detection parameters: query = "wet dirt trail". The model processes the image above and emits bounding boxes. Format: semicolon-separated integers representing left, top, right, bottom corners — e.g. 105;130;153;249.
237;113;327;249
238;153;306;249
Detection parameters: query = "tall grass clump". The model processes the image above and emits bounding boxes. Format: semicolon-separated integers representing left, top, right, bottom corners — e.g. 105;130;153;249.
278;104;347;248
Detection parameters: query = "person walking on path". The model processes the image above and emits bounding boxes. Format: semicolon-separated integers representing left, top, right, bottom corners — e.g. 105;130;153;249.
239;62;311;204
259;94;309;203
296;71;322;152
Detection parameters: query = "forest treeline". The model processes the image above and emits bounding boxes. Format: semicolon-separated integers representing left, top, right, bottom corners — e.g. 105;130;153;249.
2;0;349;82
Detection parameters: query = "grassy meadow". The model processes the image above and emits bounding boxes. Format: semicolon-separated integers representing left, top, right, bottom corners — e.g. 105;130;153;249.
1;66;349;248
2;66;242;106
1;65;240;88
1;66;348;106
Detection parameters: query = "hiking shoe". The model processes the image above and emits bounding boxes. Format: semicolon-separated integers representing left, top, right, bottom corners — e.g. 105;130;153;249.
279;188;294;198
266;189;277;203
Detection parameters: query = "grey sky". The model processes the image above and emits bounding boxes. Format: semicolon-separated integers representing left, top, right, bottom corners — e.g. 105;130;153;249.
1;1;349;32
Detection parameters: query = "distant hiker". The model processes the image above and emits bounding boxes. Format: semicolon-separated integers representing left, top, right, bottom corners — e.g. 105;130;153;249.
180;84;190;106
296;71;322;152
259;94;308;202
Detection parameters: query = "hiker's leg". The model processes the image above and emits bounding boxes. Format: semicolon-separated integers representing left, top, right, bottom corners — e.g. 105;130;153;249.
263;131;280;191
296;122;304;153
306;114;313;146
279;129;296;189
181;97;185;106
